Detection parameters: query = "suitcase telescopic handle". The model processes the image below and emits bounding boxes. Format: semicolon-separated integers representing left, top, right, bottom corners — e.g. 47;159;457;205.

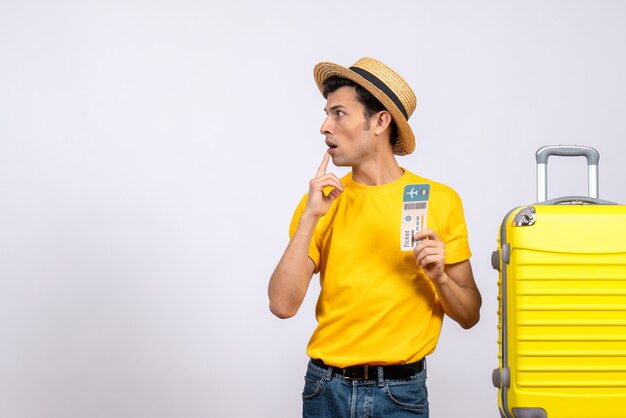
535;145;600;202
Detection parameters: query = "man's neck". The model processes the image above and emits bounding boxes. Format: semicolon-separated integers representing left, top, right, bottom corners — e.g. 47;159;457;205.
351;156;404;186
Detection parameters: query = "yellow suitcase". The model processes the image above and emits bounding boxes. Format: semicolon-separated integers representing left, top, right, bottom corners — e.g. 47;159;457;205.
492;146;626;418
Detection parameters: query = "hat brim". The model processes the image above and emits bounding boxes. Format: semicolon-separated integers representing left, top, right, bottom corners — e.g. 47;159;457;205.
314;62;415;156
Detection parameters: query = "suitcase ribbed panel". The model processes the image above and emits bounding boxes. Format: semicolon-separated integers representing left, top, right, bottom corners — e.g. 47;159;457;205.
502;205;626;418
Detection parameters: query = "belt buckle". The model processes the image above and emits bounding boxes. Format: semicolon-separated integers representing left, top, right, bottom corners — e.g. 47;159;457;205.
343;365;368;380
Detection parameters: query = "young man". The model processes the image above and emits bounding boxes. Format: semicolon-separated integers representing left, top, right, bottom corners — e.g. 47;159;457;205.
268;57;481;417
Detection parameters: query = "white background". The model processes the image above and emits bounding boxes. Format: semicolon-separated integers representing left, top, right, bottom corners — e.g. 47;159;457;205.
2;1;626;417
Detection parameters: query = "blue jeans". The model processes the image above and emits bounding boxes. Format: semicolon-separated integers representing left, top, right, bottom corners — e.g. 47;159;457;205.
302;359;429;418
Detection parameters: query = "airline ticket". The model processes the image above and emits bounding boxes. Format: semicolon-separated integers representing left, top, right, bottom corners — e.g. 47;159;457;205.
400;184;430;251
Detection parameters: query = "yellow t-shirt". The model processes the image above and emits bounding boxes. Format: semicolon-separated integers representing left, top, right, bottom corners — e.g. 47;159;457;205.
289;169;471;368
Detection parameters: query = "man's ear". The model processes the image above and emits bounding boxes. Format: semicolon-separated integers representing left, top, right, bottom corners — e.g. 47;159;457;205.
373;111;393;136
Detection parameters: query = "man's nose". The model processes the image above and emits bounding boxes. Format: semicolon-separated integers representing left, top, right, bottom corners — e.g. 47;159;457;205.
320;116;333;135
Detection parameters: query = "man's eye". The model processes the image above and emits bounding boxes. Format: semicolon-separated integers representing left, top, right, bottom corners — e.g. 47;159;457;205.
336;111;345;117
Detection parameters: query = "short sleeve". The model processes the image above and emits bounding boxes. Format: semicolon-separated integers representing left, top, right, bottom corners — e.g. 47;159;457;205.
442;189;472;264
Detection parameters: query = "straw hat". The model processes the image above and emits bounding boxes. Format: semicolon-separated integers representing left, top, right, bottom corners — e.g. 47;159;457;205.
313;57;417;155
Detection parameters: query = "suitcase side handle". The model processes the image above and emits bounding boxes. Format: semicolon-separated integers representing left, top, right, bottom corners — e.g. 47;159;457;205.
535;145;600;202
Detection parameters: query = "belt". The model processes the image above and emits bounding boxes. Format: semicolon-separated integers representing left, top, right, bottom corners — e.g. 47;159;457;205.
311;358;424;381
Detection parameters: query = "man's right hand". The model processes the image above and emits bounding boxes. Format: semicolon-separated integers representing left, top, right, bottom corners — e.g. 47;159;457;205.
304;152;344;218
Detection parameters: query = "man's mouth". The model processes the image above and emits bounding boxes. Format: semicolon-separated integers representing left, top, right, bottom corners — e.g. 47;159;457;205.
325;139;338;149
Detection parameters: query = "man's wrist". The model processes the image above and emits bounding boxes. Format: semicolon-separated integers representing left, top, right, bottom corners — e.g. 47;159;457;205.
431;271;449;286
301;211;323;223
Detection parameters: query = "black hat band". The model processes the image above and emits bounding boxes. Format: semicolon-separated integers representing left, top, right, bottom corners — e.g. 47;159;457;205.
349;66;409;120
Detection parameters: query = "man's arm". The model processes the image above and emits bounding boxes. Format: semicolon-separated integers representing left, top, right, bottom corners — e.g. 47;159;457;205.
413;229;482;329
268;152;343;319
268;217;318;319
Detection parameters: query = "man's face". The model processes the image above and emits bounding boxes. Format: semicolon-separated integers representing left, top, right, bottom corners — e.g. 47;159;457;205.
320;86;376;167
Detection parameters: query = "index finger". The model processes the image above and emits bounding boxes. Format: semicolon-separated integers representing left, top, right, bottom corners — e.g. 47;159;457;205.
414;228;439;242
316;151;331;177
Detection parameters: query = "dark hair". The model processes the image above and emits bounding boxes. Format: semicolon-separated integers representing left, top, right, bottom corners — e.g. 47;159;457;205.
322;76;398;147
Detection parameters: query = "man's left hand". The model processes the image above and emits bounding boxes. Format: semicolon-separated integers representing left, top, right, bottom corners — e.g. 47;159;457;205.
413;229;445;283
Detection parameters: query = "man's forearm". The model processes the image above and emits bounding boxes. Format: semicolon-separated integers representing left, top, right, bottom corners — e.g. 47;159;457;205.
431;260;482;329
268;213;319;318
432;273;482;329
